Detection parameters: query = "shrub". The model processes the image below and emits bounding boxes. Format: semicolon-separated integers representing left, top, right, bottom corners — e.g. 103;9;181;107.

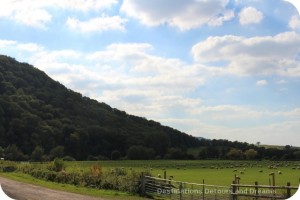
90;165;102;176
0;161;17;172
62;156;76;161
48;158;65;172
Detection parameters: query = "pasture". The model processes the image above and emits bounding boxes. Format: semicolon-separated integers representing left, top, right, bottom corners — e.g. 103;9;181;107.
65;160;300;187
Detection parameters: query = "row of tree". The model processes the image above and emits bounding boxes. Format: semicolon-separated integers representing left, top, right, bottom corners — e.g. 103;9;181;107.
1;143;299;161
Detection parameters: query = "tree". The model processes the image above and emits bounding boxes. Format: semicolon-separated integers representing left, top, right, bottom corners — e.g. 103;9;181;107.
4;144;24;161
31;146;44;161
0;146;4;158
127;146;154;160
226;148;243;160
293;151;300;160
244;149;258;160
198;148;208;159
166;148;187;159
111;150;121;160
49;146;64;160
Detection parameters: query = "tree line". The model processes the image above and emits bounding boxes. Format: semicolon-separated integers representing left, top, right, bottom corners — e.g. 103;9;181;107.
0;55;299;162
0;55;199;161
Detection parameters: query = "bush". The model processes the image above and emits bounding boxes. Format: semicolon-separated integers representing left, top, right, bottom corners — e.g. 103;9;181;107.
48;158;65;172
0;161;17;172
7;160;148;195
90;165;102;176
62;156;76;161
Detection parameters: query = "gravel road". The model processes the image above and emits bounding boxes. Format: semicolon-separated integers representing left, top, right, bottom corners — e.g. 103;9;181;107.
0;176;107;200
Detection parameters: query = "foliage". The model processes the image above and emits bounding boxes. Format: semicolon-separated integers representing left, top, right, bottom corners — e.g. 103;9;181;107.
48;158;65;172
49;146;64;160
62;155;76;161
0;55;202;161
111;150;121;160
4;144;26;161
0;160;17;172
226;148;244;160
127;146;155;160
0;146;3;157
9;161;144;194
30;146;44;161
0;55;299;161
244;149;258;160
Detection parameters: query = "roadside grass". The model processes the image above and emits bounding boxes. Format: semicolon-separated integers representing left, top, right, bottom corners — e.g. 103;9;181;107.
0;172;144;200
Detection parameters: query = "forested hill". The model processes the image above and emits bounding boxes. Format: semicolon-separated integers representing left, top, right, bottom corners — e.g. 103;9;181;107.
0;55;201;160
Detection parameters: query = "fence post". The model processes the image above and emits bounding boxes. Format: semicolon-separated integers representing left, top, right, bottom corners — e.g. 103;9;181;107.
191;183;194;200
232;180;236;200
164;170;167;183
179;182;183;200
287;182;291;198
141;172;146;196
202;179;205;200
255;181;258;200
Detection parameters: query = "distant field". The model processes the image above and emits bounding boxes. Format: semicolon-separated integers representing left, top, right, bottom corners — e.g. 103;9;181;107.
64;160;300;187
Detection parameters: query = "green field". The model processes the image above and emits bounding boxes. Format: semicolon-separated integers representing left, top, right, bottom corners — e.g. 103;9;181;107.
1;160;299;199
64;160;300;186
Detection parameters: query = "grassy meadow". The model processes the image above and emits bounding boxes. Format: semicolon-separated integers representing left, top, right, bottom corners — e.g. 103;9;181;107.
1;159;299;199
64;160;300;186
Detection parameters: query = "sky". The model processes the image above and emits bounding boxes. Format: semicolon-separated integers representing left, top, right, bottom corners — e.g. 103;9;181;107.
0;0;300;146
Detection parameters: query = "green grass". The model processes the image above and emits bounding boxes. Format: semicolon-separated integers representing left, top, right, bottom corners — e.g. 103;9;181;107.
0;172;144;200
1;160;299;199
64;160;300;186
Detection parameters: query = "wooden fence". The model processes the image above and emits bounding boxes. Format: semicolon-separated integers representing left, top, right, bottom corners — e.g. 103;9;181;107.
140;173;299;200
140;174;231;200
231;181;298;200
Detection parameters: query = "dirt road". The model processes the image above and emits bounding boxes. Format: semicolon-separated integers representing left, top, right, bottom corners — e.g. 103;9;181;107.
0;176;107;200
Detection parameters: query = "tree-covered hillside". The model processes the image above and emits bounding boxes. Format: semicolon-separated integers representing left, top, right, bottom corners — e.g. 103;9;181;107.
1;55;299;161
0;55;201;160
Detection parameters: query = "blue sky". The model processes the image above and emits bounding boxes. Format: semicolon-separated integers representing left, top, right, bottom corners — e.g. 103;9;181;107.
0;0;300;146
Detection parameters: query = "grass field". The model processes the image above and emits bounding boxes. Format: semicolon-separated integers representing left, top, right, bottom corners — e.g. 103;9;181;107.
1;160;299;199
64;160;300;187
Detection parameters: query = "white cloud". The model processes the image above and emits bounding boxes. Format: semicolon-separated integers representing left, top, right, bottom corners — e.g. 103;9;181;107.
13;8;52;29
276;79;287;84
17;43;44;52
208;10;235;27
0;40;17;48
256;80;268;86
0;0;117;29
187;105;268;122
238;7;263;25
66;16;127;33
2;39;300;146
53;0;118;11
121;0;233;30
167;104;300;146
192;32;300;76
189;120;300;146
289;15;300;30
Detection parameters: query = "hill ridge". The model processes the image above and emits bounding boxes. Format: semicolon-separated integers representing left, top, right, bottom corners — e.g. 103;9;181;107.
0;55;200;160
